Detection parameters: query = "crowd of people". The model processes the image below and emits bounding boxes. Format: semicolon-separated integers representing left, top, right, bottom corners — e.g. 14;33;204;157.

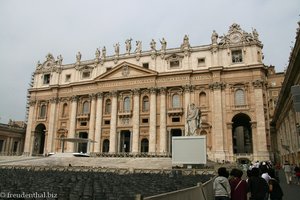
213;161;286;200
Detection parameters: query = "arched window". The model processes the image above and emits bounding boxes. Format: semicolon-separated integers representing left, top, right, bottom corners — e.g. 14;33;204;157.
123;97;130;112
62;103;68;117
199;92;207;106
105;99;111;114
142;96;149;112
172;94;180;108
235;89;245;105
82;101;89;114
39;105;46;118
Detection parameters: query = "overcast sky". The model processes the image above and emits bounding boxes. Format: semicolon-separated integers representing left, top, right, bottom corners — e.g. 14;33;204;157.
0;0;299;123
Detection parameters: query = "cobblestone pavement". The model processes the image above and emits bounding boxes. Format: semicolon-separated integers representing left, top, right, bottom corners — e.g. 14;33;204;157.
277;169;300;200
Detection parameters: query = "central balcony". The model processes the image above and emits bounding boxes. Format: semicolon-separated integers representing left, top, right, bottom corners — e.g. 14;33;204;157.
167;107;183;116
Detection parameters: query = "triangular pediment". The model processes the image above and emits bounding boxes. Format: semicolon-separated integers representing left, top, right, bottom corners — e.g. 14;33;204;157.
95;61;158;81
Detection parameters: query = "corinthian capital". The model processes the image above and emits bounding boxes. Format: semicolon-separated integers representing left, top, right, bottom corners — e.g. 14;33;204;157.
209;82;226;90
132;88;140;96
252;80;264;88
71;95;78;102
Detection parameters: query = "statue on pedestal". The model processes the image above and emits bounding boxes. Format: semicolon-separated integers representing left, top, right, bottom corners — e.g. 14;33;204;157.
186;103;201;136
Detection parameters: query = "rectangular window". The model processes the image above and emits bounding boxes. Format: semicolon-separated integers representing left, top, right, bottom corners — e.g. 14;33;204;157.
142;63;149;69
80;121;87;126
106;67;112;72
43;74;50;84
197;58;205;67
82;71;90;79
142;118;149;124
104;120;110;125
232;50;243;63
65;74;71;82
172;117;180;122
170;60;180;68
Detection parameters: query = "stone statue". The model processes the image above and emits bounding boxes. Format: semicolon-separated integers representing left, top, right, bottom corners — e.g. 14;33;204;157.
186;103;201;136
182;34;190;48
102;46;106;58
150;39;156;51
36;60;42;69
160;37;167;51
76;51;81;62
114;43;120;56
252;28;259;41
211;30;218;44
95;48;100;59
57;55;63;65
135;40;142;53
125;38;132;54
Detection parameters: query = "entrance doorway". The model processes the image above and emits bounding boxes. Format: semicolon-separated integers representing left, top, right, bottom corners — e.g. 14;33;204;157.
102;139;109;153
78;132;88;153
169;129;182;153
33;124;46;155
232;113;253;154
120;130;131;152
141;138;149;153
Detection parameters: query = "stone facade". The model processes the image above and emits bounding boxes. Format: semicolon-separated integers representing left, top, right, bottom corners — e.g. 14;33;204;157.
0;120;26;155
24;24;283;162
271;21;300;165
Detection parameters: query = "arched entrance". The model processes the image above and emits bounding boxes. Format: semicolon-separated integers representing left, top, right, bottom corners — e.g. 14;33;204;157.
120;130;131;152
78;132;88;153
141;138;149;153
102;139;109;153
33;124;46;155
232;113;253;154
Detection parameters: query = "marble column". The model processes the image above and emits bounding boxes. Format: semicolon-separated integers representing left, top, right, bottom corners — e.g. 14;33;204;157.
23;100;36;155
67;95;78;152
132;89;140;153
159;88;167;153
109;91;118;153
210;82;225;161
252;80;269;160
149;87;157;153
184;85;191;136
94;92;103;152
46;97;58;154
88;94;97;152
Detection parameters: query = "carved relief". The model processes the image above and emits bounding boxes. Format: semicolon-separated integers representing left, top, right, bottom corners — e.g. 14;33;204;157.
252;79;265;88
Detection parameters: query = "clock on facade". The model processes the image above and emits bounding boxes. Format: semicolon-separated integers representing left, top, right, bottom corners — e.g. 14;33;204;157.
230;33;241;43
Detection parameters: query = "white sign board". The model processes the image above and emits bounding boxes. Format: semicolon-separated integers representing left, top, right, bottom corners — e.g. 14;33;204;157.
172;136;207;165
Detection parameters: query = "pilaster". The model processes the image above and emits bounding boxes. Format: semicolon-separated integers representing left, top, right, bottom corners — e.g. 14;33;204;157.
24;100;36;155
88;94;97;152
46;97;58;154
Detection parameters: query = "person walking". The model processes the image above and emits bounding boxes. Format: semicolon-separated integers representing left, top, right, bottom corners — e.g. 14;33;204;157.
229;168;247;200
268;170;284;200
283;161;292;184
248;168;269;200
213;167;231;200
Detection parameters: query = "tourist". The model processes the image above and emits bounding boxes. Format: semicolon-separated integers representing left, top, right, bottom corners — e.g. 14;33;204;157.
294;164;300;185
268;169;283;200
247;168;269;200
229;168;247;200
283;161;292;184
213;167;231;200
